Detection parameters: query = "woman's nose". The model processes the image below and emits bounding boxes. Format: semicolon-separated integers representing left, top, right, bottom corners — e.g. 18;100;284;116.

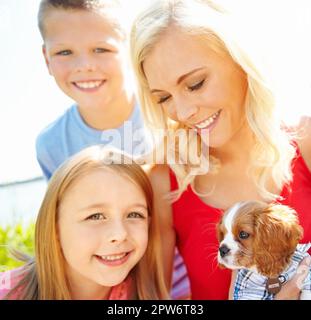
175;102;198;122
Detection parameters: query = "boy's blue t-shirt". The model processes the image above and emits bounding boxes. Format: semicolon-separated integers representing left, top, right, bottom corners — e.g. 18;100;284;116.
36;103;152;179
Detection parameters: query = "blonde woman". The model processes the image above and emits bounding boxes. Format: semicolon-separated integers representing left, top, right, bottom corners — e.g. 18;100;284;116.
0;146;168;300
131;0;311;299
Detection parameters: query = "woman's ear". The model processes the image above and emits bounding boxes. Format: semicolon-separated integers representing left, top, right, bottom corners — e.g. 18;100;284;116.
253;205;303;277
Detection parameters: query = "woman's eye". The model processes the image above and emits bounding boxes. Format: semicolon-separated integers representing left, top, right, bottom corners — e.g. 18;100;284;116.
157;95;170;104
87;213;105;221
56;50;72;56
128;212;145;219
188;79;205;91
94;48;109;53
239;231;250;240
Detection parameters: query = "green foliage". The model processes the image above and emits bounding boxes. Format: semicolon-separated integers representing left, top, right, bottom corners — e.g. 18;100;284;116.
0;223;35;271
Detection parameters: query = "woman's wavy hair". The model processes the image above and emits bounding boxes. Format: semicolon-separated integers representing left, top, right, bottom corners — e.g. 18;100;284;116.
130;0;296;201
5;146;168;300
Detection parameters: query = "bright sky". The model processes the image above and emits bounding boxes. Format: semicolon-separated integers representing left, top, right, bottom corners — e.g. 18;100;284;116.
0;0;310;183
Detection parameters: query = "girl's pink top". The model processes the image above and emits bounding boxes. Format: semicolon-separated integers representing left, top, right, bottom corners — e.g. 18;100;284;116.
0;268;132;300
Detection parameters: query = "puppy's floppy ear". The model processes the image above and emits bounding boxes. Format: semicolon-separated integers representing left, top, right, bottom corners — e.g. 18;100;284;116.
216;214;225;243
216;214;227;269
253;204;303;277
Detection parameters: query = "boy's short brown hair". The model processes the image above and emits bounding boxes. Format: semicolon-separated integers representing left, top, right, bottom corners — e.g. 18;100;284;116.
38;0;130;40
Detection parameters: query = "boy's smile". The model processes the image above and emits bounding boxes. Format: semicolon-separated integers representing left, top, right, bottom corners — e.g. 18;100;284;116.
73;79;106;92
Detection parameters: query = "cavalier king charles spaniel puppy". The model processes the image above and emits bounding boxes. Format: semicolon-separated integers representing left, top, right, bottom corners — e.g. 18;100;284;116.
217;200;311;299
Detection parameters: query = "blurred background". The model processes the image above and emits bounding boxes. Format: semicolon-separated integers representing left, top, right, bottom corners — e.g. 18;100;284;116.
0;0;310;232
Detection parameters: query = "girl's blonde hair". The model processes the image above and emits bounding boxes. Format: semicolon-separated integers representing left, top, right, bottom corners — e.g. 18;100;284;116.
6;146;168;300
130;0;296;201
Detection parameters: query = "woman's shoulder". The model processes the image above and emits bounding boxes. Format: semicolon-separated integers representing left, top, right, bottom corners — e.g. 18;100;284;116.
146;164;174;223
295;116;311;172
146;164;171;193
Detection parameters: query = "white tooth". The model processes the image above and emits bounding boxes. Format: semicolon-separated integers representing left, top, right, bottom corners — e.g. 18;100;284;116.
76;81;102;89
197;117;213;129
195;110;220;129
101;253;126;261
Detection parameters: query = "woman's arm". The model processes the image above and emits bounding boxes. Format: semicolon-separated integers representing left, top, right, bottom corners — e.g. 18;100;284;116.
148;164;176;292
297;116;311;171
228;270;238;300
275;256;311;300
275;116;311;299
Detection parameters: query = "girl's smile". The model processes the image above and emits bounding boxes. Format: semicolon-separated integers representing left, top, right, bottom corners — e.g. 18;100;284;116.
95;251;132;267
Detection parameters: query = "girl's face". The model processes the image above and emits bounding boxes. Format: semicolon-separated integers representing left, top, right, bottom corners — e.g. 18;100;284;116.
58;168;149;294
143;27;248;148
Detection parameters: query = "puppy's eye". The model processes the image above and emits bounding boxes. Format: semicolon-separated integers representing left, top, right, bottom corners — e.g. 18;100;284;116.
239;231;250;240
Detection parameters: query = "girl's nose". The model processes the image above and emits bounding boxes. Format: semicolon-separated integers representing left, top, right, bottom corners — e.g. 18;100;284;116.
108;221;128;243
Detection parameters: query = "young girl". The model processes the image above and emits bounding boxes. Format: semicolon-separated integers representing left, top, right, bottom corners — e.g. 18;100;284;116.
0;146;168;300
130;0;311;299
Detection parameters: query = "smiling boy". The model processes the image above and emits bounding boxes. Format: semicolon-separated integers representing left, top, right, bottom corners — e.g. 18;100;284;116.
36;0;150;178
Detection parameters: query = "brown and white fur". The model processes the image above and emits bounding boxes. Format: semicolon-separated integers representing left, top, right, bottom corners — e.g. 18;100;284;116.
217;200;304;281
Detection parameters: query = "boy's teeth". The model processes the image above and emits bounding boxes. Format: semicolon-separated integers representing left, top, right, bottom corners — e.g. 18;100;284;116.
75;80;103;89
100;253;127;261
195;110;220;129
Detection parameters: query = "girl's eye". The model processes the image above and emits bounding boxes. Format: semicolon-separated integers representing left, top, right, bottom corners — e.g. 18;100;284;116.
239;231;250;240
94;48;109;53
56;50;72;56
157;95;170;105
127;212;145;219
188;79;205;91
87;213;105;221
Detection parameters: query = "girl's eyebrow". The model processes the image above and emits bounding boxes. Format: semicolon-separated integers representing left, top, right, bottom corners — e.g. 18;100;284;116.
80;203;148;211
80;203;109;211
128;204;148;210
150;67;206;93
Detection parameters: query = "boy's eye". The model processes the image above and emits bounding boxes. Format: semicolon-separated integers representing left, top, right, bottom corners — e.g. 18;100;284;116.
94;48;110;53
87;213;105;221
56;50;72;56
188;79;205;91
127;212;145;219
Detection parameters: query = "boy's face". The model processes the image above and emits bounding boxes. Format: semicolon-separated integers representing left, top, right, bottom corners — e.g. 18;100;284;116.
42;9;130;111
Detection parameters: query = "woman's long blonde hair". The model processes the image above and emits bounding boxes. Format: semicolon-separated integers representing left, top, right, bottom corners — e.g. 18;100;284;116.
6;146;168;300
130;0;296;201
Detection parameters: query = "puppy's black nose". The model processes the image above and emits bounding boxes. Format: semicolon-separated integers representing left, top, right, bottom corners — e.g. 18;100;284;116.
219;245;230;258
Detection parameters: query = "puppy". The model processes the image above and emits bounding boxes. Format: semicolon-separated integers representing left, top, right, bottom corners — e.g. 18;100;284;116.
217;200;311;299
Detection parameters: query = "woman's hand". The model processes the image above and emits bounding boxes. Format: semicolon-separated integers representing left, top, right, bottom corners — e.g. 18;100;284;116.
228;270;238;300
275;256;311;300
